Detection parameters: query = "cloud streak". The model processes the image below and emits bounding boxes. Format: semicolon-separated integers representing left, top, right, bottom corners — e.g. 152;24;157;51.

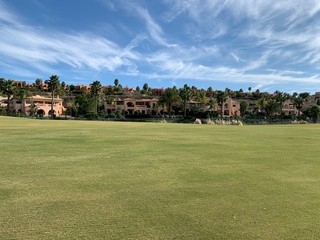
0;2;141;78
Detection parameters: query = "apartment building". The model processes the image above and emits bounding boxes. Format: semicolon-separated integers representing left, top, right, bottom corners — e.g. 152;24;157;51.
104;96;241;117
0;95;65;117
303;92;320;110
282;99;299;115
222;97;241;117
104;97;162;115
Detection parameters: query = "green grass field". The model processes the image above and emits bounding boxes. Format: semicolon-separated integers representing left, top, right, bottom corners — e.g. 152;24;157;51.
1;117;320;239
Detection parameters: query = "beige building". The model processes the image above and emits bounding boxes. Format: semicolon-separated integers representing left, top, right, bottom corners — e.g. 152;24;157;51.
282;99;299;115
222;97;241;117
303;92;320;110
105;97;162;115
0;95;65;117
186;97;240;117
105;96;241;117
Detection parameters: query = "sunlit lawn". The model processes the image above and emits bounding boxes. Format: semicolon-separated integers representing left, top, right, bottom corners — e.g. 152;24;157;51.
1;116;320;239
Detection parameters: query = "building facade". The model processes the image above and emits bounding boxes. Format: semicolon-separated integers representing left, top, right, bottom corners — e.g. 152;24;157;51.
282;99;299;115
0;95;65;117
105;97;163;115
222;97;241;117
104;96;241;117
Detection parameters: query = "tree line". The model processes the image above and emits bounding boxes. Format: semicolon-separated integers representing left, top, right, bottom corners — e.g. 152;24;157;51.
1;76;320;122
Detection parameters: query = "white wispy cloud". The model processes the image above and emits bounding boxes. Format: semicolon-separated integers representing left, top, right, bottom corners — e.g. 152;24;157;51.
0;1;142;79
123;3;177;48
230;52;244;63
159;0;320;87
0;1;19;25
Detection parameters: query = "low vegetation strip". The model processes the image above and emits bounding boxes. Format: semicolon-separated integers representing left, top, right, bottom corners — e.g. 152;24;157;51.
0;117;320;239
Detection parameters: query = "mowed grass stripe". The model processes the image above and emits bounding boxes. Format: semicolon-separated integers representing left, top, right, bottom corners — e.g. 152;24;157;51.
0;116;320;239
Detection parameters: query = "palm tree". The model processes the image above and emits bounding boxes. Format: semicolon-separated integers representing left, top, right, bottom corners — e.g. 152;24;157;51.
141;83;151;95
179;84;192;118
35;78;43;86
216;90;227;119
48;75;60;119
292;92;310;117
208;97;217;116
90;80;102;114
15;88;30;115
207;87;213;97
194;90;209;114
195;91;208;104
253;89;261;98
264;99;279;117
159;87;180;116
2;79;16;114
114;79;119;87
190;86;198;96
274;91;290;115
257;97;280;117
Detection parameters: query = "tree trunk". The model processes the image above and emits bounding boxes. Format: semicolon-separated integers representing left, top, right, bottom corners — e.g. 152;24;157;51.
297;106;301;117
221;102;224;119
7;95;10;114
22;100;26;115
51;92;54;119
95;97;98;114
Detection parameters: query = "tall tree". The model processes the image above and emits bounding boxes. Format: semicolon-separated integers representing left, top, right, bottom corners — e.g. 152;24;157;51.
48;75;60;119
159;87;180;116
264;99;279;117
194;90;209;113
216;90;227;118
274;91;290;115
257;98;280;117
90;80;102;114
15;88;30;115
195;91;208;104
292;92;310;117
206;87;216;115
141;83;151;95
179;84;192;118
35;78;43;86
114;84;123;95
253;89;261;98
207;87;213;97
2;79;16;114
208;97;217;116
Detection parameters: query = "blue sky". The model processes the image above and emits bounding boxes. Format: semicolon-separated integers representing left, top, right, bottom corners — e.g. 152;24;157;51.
1;0;320;93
